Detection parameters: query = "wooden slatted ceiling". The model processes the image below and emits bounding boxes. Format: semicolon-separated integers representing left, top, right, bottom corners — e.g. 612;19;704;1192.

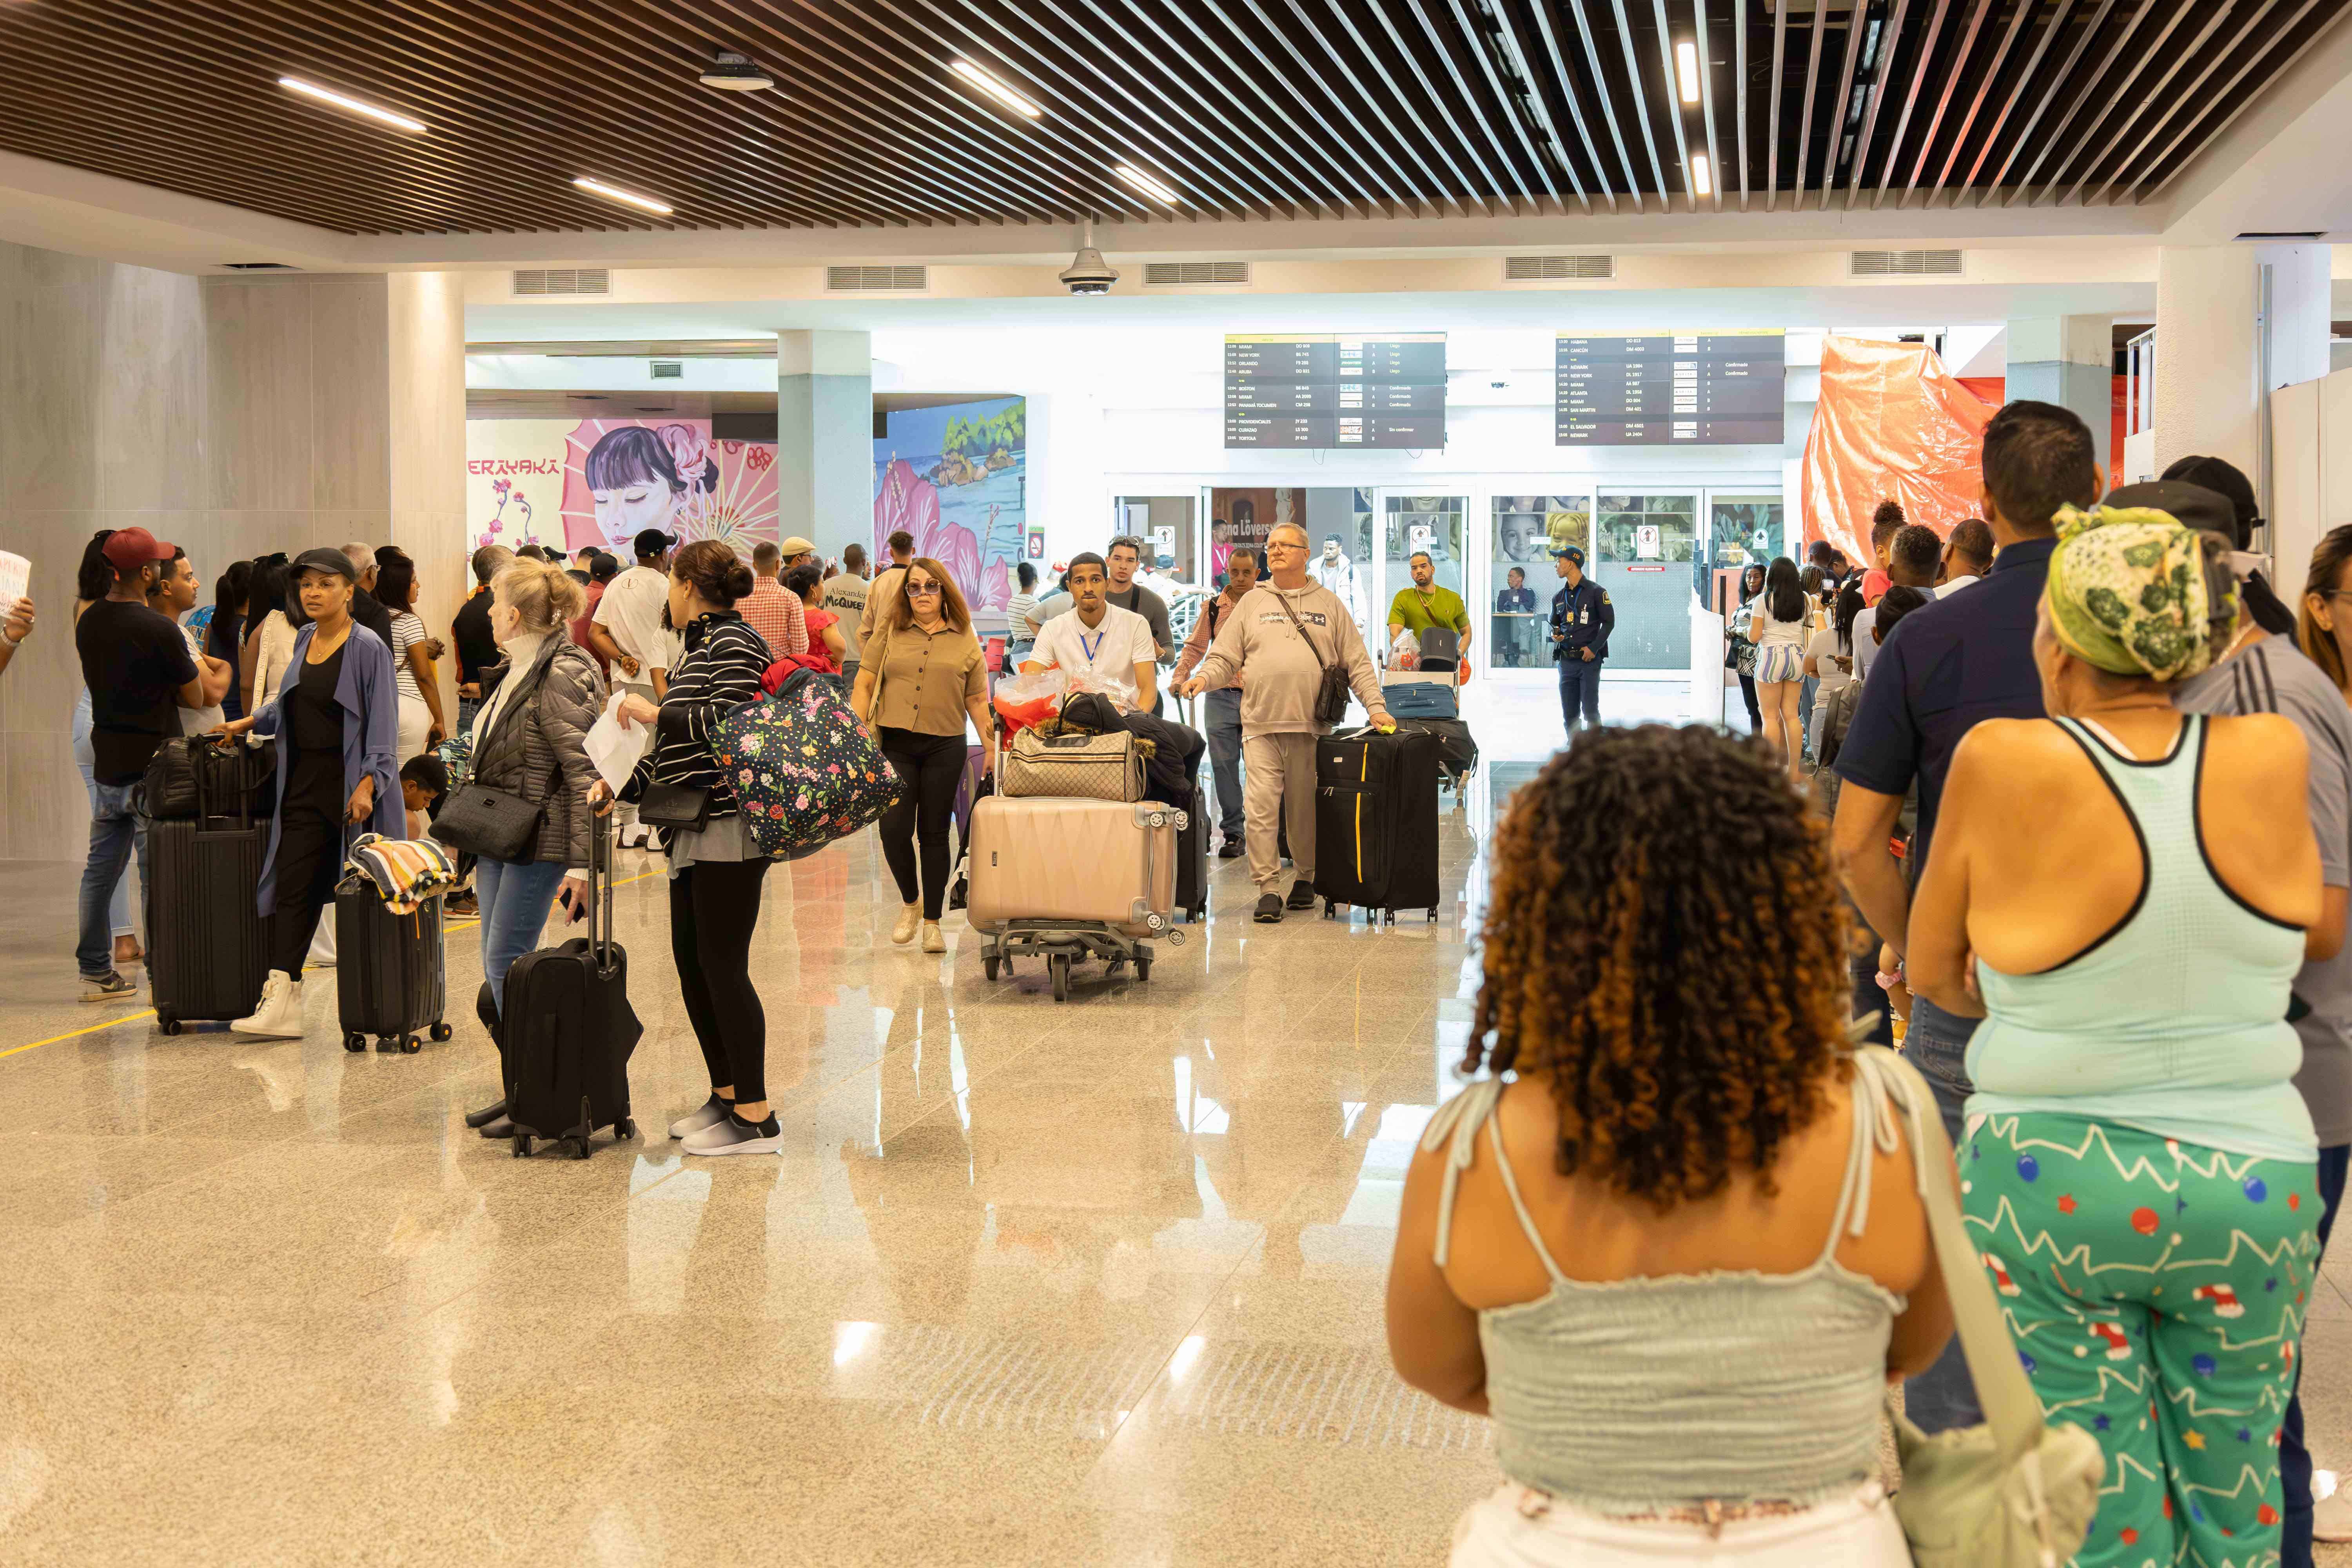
0;0;2341;234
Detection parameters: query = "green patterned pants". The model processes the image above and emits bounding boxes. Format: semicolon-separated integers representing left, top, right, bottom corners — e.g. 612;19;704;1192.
1961;1113;2320;1568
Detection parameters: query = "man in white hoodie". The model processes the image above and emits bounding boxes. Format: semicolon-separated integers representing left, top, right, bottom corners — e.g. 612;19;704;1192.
1181;522;1394;923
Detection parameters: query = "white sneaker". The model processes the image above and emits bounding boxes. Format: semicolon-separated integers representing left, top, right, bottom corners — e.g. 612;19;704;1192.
2313;1488;2352;1542
681;1111;781;1156
668;1093;733;1140
891;904;921;945
231;970;305;1039
921;922;946;954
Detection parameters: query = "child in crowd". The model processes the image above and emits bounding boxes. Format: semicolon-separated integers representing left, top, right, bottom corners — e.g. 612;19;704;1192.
399;754;448;841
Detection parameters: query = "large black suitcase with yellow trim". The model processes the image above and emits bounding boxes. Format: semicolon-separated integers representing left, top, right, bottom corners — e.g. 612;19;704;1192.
1312;727;1441;923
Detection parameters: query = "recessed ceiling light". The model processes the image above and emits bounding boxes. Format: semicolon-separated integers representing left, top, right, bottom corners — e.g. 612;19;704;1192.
278;76;426;134
699;51;774;92
1675;41;1702;103
951;60;1042;118
574;177;673;216
1692;154;1714;198
1112;164;1180;204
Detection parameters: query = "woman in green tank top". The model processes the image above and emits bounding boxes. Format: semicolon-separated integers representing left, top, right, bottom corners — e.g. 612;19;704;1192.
1910;506;2324;1568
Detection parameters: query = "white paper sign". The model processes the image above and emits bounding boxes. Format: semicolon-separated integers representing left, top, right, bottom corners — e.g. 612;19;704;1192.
583;691;652;794
1635;524;1661;560
0;552;27;609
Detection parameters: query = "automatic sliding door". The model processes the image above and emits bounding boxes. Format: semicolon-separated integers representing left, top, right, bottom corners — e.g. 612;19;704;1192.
1594;492;1697;669
1488;494;1588;674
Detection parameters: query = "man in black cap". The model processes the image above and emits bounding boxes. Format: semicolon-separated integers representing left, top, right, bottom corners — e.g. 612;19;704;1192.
2163;455;2298;637
1549;543;1611;736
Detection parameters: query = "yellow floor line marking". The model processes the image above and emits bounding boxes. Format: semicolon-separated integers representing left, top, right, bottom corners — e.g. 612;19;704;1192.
0;866;664;1063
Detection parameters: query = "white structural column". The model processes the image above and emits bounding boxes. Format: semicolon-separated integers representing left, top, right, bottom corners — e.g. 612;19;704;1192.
2152;244;2333;496
2004;316;2113;481
777;330;872;552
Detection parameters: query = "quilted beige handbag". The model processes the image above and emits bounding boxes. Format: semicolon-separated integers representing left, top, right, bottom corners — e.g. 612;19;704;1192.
1000;725;1145;802
1867;1046;2105;1568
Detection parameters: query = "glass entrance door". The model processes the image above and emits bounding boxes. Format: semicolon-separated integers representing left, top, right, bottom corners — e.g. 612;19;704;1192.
1374;491;1470;666
1594;492;1699;670
1487;493;1589;677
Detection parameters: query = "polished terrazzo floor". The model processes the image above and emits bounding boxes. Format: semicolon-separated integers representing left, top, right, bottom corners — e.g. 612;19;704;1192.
7;677;2352;1565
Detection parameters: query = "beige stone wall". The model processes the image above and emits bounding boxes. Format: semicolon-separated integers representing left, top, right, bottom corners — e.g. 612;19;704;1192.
0;241;470;861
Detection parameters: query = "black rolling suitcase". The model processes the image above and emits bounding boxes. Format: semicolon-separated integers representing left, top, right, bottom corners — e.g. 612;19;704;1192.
1313;727;1442;924
501;824;641;1160
1395;717;1479;794
146;814;271;1035
335;885;450;1054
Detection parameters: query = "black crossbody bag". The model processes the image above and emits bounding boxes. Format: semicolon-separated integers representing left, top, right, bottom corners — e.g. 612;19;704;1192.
430;668;546;862
1272;593;1353;726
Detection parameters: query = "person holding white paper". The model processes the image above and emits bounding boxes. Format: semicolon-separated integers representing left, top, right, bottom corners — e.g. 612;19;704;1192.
454;559;606;1136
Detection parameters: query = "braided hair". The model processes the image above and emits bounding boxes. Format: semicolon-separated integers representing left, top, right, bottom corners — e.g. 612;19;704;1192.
1468;724;1852;1210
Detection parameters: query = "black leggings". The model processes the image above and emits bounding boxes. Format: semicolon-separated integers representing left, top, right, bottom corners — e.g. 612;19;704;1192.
270;791;346;977
669;858;772;1104
1737;672;1763;730
878;726;966;920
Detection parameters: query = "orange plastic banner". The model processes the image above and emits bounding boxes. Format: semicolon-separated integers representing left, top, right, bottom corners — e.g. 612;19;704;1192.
1802;337;1999;562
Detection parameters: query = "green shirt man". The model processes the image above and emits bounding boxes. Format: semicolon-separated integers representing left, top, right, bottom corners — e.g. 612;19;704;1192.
1387;551;1473;664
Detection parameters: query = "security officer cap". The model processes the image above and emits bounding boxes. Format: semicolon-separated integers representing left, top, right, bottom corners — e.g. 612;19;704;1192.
1551;544;1586;566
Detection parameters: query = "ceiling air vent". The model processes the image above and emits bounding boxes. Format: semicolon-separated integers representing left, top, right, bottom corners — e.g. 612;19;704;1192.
1142;260;1252;286
221;261;298;271
1849;249;1964;278
648;360;685;380
826;265;929;292
1503;254;1614;281
512;268;612;297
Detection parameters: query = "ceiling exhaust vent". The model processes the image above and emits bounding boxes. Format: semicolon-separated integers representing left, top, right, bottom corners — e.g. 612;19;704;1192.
1849;249;1964;277
1503;254;1614;281
2234;230;2325;241
1142;260;1251;286
512;268;612;296
826;265;928;292
221;261;298;271
648;360;685;380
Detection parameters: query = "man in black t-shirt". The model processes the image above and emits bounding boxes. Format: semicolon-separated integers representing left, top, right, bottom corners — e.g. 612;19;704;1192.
343;541;395;648
74;526;202;1000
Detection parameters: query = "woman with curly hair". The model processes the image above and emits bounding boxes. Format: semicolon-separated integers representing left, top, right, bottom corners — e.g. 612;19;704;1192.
1910;506;2323;1567
1388;723;1951;1566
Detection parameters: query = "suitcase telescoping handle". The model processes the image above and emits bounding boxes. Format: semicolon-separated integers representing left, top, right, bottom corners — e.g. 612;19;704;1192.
588;815;619;974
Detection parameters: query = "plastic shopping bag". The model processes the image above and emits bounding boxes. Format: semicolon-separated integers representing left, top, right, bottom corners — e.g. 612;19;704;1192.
1390;629;1421;670
991;667;1067;735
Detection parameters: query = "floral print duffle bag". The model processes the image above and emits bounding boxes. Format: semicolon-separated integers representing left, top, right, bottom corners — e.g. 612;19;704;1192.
711;670;903;860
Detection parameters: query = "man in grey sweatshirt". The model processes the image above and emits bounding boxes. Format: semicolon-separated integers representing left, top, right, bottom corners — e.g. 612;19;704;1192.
1181;522;1393;923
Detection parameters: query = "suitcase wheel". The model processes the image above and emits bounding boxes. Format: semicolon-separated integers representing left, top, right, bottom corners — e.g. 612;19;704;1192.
429;1021;453;1043
615;1118;637;1140
983;955;1000;982
158;1015;183;1037
512;1134;532;1158
1323;899;1336;920
569;1137;592;1161
343;1032;366;1053
1049;953;1071;1003
1384;910;1397;926
1428;908;1439;924
399;1035;422;1055
1134;955;1152;982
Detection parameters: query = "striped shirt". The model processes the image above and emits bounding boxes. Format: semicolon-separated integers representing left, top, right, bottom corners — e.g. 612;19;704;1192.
624;612;769;822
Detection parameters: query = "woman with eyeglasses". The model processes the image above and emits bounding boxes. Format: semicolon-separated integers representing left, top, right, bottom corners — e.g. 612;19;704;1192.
850;558;994;955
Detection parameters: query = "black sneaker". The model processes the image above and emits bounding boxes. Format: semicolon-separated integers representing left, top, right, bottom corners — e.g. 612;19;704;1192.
1253;893;1284;923
682;1108;782;1156
1216;839;1247;859
80;969;137;1004
1285;882;1318;911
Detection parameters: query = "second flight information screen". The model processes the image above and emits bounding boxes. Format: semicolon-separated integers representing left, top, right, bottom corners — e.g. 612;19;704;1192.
1555;331;1785;445
1225;334;1447;449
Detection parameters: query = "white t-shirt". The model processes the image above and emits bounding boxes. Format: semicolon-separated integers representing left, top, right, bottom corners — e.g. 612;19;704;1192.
1805;626;1851;707
178;623;224;737
591;565;681;686
822;572;868;649
1029;603;1157;712
1936;574;1982;598
1852;606;1881;679
1748;593;1807;649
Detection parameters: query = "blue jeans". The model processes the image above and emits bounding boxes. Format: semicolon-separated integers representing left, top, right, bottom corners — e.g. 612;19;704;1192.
2281;1141;2350;1568
72;690;134;943
77;778;148;978
474;855;566;1016
1902;996;1983;1435
1205;688;1244;839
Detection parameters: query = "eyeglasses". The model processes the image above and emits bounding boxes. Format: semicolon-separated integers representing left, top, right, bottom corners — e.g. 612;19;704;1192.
907;581;942;596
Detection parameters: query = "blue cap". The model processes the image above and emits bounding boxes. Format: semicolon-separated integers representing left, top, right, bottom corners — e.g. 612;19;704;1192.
1552;544;1585;566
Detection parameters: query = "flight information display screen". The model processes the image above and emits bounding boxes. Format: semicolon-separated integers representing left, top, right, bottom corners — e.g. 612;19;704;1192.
1555;331;1785;445
1225;333;1447;448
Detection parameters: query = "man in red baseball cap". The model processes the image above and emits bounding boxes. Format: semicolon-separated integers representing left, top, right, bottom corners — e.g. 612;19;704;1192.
74;525;204;1002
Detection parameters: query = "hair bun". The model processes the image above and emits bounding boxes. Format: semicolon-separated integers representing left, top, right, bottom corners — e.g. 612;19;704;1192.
725;561;754;599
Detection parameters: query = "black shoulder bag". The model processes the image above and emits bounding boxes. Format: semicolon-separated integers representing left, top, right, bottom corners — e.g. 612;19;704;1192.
1272;593;1354;726
430;666;546;862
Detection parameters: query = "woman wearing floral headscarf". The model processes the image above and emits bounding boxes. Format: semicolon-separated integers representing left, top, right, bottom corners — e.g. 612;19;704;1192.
1908;505;2324;1568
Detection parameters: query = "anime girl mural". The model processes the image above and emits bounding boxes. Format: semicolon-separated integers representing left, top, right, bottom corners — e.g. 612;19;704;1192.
558;420;779;557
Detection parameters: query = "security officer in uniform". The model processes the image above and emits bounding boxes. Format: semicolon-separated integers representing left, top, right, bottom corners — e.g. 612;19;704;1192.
1550;544;1612;736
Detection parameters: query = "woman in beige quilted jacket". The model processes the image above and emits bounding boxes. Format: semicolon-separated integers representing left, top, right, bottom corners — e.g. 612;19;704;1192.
461;557;608;1139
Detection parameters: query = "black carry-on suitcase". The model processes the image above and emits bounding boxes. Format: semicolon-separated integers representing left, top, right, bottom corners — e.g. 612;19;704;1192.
145;750;274;1035
335;882;450;1055
502;824;641;1160
1313;727;1443;924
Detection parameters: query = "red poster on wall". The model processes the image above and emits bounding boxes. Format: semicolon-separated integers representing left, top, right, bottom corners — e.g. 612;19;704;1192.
1802;338;1999;561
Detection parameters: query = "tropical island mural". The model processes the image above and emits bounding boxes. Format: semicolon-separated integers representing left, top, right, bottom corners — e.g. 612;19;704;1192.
874;395;1027;613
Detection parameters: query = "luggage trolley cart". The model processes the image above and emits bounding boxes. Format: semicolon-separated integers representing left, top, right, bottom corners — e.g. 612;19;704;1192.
971;800;1191;1002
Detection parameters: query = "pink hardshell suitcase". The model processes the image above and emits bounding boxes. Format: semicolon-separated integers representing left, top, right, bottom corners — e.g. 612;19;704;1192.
964;795;1184;938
